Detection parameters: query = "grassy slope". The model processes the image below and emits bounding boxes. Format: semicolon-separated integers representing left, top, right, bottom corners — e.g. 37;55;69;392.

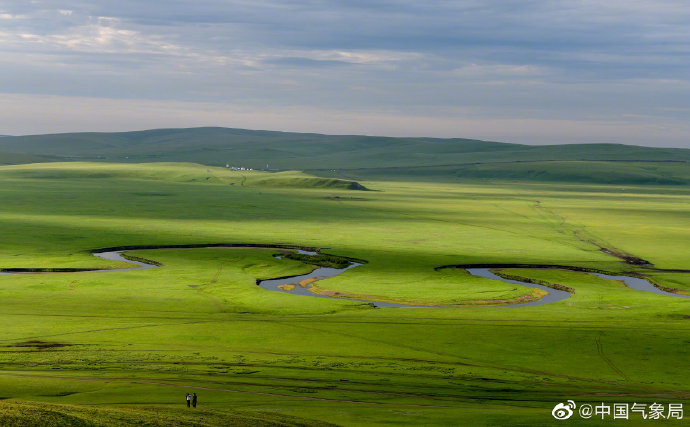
0;151;61;165
1;128;688;186
0;162;366;191
0;162;688;426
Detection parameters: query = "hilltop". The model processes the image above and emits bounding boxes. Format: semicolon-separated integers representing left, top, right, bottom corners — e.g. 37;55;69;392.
0;127;688;184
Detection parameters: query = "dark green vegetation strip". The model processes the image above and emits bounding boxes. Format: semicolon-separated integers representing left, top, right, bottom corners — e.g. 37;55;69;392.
491;269;576;294
119;253;163;267
282;252;365;269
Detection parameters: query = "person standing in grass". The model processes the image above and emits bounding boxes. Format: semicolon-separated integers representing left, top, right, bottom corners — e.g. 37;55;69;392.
186;393;191;407
192;393;197;408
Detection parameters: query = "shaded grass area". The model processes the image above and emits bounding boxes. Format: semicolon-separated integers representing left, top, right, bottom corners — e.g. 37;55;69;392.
0;151;61;166
315;160;690;185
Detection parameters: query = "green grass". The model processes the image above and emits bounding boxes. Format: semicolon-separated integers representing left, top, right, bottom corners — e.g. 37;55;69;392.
0;162;688;426
644;272;690;295
0;163;367;190
0;400;334;426
319;160;689;185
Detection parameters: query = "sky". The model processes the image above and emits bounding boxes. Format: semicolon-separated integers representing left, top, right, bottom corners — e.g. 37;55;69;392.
1;1;689;147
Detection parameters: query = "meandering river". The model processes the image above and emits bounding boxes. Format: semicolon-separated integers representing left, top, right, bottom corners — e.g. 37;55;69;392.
2;246;687;307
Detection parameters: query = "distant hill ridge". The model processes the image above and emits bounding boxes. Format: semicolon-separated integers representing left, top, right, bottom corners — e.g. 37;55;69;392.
0;127;687;184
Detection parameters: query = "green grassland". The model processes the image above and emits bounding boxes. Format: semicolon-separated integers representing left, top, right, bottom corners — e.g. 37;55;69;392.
0;162;688;425
314;160;690;185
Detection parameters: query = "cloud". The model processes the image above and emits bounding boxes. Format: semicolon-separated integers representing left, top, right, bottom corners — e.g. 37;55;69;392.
0;12;27;19
264;57;350;68
452;63;547;79
261;49;422;69
0;1;688;147
3;16;179;55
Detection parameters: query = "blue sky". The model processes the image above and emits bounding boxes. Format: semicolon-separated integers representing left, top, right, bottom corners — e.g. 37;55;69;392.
1;1;689;147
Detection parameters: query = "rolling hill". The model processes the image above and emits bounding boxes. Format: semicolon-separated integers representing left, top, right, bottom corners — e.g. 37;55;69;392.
0;127;687;184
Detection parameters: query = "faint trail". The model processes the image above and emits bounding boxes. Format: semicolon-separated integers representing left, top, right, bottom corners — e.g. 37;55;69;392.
532;202;651;266
533;201;587;246
595;335;628;380
195;262;229;313
210;262;224;285
0;320;214;344
534;201;602;250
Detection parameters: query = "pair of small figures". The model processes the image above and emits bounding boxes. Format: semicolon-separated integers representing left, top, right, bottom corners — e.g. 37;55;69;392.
186;392;197;408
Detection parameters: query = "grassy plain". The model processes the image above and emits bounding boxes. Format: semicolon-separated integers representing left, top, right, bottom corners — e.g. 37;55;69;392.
0;162;688;426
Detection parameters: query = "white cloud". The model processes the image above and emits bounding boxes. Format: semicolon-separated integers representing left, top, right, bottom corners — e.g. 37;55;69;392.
453;63;546;78
0;12;26;19
320;50;421;64
0;15;248;71
260;49;422;68
37;16;179;54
